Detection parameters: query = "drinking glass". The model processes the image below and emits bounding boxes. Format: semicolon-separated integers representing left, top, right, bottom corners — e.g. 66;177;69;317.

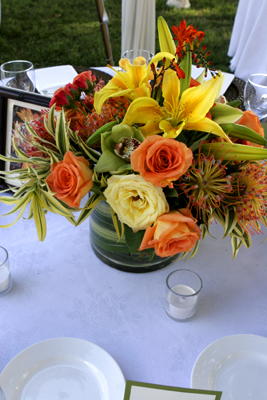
244;73;267;120
0;60;36;92
122;49;154;65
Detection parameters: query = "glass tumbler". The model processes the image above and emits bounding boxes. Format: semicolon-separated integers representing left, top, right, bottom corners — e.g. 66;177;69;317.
244;73;267;120
122;49;154;65
1;60;36;92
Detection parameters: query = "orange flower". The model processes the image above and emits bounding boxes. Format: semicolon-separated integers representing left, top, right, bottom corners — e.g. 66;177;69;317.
235;110;264;146
73;70;96;89
172;19;204;59
130;136;192;188
139;209;201;258
49;83;79;110
46;151;93;209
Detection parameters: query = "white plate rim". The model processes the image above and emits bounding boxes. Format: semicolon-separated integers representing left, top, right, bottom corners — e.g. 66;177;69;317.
190;334;267;394
0;337;125;400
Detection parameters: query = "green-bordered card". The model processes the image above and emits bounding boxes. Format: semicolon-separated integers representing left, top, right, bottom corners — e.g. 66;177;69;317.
123;381;222;400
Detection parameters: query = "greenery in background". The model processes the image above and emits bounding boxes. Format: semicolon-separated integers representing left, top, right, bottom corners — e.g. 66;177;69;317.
0;0;238;72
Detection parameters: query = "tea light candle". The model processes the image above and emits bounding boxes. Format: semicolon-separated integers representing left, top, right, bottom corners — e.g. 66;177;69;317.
166;284;198;320
165;269;203;322
0;264;10;292
0;246;12;295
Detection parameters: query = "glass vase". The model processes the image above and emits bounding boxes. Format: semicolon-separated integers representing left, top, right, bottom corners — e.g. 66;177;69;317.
89;201;177;273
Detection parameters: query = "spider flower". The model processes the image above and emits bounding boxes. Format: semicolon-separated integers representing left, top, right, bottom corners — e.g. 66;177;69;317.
177;152;234;223
231;162;267;234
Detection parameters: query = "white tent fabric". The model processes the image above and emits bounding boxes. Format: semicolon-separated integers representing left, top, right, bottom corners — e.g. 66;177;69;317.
121;0;155;58
228;0;267;81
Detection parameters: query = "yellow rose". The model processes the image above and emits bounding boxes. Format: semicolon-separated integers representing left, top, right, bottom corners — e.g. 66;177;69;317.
104;174;169;231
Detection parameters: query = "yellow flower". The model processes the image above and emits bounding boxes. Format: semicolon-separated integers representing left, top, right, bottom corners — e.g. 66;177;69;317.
94;52;176;115
104;174;169;231
94;63;151;114
122;69;232;143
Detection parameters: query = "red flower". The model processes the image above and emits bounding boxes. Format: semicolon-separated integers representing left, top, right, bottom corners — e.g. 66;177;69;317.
49;83;79;109
189;77;200;87
172;19;204;59
173;62;186;79
73;71;96;89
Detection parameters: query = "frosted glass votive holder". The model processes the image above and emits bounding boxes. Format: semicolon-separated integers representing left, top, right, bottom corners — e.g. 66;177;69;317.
165;269;202;322
0;246;12;296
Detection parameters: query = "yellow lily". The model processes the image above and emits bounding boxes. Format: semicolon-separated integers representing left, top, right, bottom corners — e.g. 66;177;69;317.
94;52;176;115
94;61;151;115
122;69;232;143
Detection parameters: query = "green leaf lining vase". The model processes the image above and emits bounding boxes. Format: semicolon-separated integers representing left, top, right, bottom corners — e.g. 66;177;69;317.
89;201;177;273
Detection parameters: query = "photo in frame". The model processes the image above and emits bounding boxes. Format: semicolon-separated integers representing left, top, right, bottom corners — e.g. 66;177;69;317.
123;381;222;400
0;87;51;188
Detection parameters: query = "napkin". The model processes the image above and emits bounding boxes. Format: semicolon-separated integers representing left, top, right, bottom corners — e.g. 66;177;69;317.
35;65;78;97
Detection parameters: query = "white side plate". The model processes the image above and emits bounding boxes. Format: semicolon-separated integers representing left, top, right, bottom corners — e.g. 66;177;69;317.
0;338;125;400
191;334;267;400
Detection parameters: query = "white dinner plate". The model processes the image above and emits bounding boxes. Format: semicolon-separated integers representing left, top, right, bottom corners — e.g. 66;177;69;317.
0;337;125;400
190;334;267;400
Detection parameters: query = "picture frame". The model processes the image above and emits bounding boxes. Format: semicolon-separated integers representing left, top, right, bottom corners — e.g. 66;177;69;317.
0;87;51;189
123;381;222;400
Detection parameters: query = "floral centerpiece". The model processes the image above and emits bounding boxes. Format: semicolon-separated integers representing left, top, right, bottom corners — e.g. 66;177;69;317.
1;18;267;271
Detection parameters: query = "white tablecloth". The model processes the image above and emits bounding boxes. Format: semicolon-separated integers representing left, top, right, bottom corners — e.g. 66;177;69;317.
228;0;267;81
1;197;267;392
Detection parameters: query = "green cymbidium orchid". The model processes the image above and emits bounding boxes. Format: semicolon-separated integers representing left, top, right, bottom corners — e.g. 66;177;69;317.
122;69;232;142
95;124;145;173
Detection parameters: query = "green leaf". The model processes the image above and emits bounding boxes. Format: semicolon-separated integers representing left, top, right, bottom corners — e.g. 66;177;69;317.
227;100;241;108
124;224;145;254
179;51;192;96
201;142;267;161
220;123;267;146
76;136;100;162
86;120;118;146
48;104;56;134
164;188;178;198
210;103;243;124
262;122;267;140
76;193;104;226
231;235;243;259
39;189;75;220
32;193;47;241
185;240;200;260
110;208;124;240
222;207;237;238
55;109;69;155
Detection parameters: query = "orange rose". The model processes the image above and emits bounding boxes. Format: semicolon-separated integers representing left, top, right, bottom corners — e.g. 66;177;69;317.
130;135;192;188
139;209;201;258
46;151;93;209
235;110;264;146
73;70;96;89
